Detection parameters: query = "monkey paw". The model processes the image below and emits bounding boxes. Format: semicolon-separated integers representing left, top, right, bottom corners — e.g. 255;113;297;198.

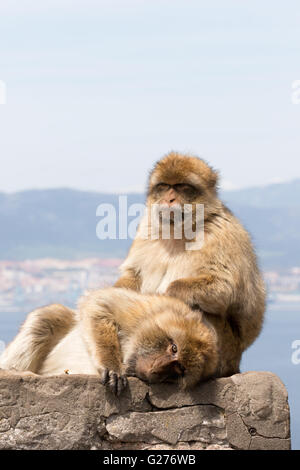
166;280;204;311
99;368;128;396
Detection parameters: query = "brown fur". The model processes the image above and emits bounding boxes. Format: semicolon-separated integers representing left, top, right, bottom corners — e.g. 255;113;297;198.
115;151;266;376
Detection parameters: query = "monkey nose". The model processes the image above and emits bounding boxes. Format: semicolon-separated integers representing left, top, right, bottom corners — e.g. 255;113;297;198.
162;198;176;206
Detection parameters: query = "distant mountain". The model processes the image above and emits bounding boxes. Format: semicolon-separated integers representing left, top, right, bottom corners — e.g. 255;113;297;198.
220;179;300;208
0;189;144;260
0;182;300;269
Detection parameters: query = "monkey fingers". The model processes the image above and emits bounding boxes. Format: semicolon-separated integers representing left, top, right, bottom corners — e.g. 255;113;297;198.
99;367;128;396
108;370;128;396
99;367;109;385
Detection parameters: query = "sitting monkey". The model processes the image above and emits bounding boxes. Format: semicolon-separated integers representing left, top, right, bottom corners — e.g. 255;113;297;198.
115;152;266;373
0;288;218;394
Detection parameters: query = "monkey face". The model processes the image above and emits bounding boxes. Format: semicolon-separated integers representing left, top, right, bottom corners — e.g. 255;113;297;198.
125;311;218;388
133;341;186;384
147;152;219;231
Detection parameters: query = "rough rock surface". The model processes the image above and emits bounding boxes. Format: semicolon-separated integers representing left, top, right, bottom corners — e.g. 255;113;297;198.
0;370;291;450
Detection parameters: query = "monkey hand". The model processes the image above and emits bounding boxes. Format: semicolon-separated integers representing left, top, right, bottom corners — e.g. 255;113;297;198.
166;275;231;316
98;365;128;396
165;278;203;310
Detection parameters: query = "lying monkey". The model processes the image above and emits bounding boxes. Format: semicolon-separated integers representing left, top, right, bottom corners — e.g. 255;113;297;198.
0;288;218;394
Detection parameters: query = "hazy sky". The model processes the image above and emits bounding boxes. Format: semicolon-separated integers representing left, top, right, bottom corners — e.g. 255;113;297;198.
0;0;300;193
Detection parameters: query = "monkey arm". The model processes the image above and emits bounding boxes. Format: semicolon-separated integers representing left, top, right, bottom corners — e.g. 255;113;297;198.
114;267;141;291
78;294;128;395
78;288;150;394
166;274;234;316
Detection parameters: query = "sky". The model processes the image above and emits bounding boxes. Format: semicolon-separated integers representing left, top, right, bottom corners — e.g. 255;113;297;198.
0;0;300;193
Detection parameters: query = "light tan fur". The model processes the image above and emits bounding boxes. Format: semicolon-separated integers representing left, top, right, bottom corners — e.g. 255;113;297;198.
0;304;75;372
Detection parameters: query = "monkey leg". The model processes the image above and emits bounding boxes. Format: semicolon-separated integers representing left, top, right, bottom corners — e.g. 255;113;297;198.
0;304;75;373
205;314;242;378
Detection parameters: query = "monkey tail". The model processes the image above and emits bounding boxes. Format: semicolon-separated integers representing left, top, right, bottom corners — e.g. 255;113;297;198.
0;304;76;373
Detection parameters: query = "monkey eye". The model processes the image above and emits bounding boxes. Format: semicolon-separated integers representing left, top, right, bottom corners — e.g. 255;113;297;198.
171;343;178;354
155;183;171;192
173;183;198;196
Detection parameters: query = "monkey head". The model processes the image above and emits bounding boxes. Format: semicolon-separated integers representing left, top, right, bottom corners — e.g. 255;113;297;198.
146;152;219;233
124;303;219;389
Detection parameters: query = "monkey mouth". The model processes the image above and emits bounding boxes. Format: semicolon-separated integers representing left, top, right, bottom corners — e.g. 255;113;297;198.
133;372;180;385
146;368;185;384
158;210;186;229
138;363;185;385
125;351;185;385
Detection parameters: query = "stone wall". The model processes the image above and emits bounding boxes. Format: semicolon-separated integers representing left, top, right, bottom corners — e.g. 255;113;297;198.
0;370;291;450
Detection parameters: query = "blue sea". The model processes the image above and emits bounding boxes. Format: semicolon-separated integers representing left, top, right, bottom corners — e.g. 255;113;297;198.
1;304;299;449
